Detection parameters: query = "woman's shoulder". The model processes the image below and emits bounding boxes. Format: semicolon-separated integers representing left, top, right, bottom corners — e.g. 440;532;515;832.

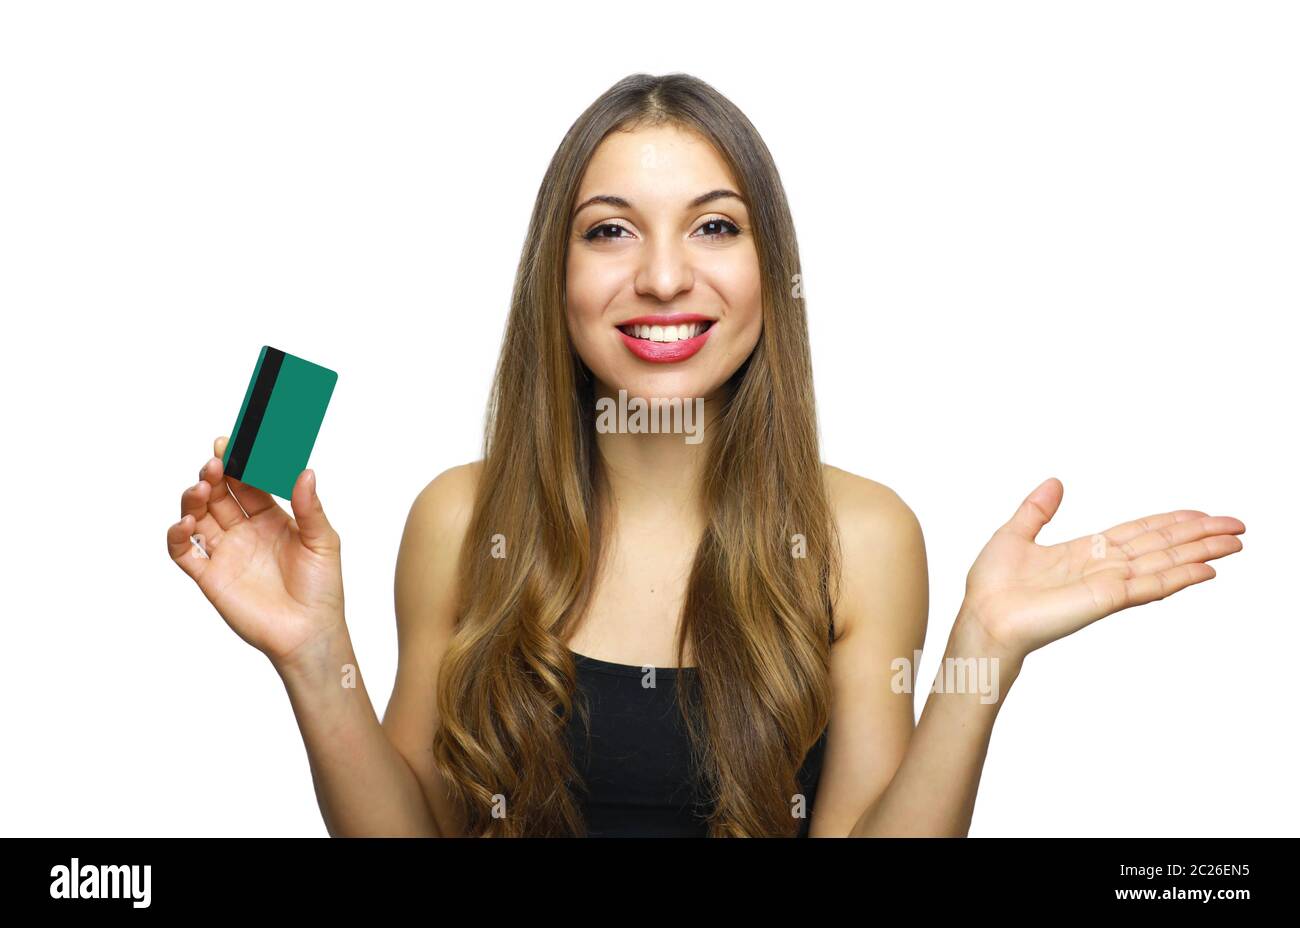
402;459;485;550
414;459;484;506
395;460;485;615
820;464;928;641
820;463;920;535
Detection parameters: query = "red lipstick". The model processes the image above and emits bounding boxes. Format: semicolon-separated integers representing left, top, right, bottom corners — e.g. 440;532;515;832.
616;314;715;364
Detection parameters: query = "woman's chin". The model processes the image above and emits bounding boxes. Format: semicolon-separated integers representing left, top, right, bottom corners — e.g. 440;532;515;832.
597;368;722;404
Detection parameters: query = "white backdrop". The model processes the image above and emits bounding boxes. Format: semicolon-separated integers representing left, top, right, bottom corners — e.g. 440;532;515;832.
2;1;1295;837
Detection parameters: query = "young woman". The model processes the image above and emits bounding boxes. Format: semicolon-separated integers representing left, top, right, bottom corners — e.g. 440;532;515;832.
166;73;1246;837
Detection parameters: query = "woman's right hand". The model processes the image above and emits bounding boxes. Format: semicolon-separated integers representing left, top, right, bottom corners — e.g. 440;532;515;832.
166;435;346;672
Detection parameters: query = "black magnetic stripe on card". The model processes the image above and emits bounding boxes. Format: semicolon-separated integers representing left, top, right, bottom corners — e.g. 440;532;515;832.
225;347;285;481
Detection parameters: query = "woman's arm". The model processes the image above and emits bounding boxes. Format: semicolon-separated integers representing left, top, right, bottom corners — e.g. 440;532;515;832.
846;612;1021;837
275;462;481;838
809;467;930;837
276;626;445;837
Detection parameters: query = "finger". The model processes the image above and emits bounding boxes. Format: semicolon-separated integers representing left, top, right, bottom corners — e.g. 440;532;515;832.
1128;534;1243;577
212;435;279;518
1101;510;1208;545
1122;562;1216;609
289;469;339;556
167;513;214;580
180;478;226;542
999;477;1063;541
199;456;250;529
1116;516;1245;560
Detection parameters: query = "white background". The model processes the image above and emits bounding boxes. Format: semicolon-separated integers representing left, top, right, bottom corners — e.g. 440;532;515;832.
1;1;1295;837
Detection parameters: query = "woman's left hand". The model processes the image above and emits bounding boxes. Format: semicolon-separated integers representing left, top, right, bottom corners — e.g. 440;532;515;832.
958;478;1245;665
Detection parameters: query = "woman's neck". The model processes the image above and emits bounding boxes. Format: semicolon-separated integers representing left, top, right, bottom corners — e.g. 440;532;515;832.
592;379;731;530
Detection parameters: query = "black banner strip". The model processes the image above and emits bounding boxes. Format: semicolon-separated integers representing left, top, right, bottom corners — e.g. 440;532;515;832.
225;347;285;481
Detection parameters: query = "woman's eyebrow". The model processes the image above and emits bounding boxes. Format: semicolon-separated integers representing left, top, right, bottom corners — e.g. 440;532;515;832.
571;188;746;220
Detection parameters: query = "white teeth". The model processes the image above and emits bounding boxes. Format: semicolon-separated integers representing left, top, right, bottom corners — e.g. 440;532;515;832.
622;321;711;342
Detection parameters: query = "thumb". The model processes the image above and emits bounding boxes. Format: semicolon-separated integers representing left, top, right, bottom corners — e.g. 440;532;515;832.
291;469;339;556
1000;477;1063;542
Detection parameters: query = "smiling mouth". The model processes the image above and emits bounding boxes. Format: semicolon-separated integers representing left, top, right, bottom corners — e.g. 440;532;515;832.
616;320;715;343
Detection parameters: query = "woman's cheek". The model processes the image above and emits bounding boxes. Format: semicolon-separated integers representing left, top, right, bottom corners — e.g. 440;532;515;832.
713;265;764;356
716;244;763;312
564;302;617;379
724;316;762;375
565;267;600;331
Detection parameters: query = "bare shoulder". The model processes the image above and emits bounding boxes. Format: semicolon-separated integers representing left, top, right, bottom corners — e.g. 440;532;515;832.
822;463;923;543
395;460;485;627
407;460;484;539
821;464;927;639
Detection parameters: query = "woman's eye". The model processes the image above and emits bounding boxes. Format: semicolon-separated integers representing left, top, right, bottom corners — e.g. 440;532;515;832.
694;218;741;240
583;222;631;242
581;218;741;243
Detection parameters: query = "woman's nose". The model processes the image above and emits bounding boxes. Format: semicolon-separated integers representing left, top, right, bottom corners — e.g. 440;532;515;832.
633;236;694;302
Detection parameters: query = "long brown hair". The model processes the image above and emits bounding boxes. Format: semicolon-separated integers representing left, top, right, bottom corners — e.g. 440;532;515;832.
432;72;841;836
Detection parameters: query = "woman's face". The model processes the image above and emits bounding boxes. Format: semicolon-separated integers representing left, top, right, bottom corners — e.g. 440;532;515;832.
565;123;762;402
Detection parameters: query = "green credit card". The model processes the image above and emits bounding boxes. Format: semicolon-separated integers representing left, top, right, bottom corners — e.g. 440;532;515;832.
221;346;338;500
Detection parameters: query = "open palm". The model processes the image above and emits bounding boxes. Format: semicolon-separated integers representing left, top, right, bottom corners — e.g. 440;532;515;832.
166;436;345;668
961;478;1245;661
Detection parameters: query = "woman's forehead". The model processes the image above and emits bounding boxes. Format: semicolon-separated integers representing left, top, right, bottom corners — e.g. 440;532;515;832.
576;125;738;207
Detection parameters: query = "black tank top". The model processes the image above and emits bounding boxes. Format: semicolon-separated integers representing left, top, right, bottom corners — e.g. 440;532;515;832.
564;638;831;838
